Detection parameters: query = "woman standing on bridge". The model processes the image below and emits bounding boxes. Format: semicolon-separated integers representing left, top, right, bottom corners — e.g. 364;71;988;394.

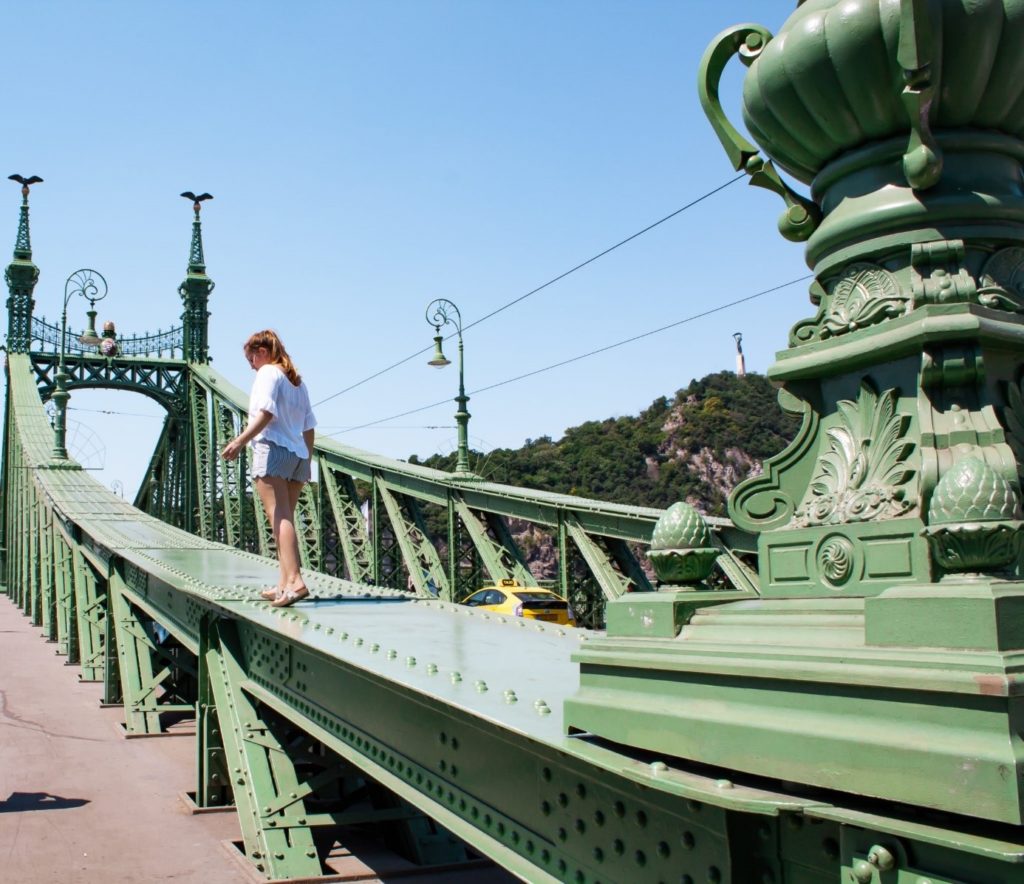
221;330;317;607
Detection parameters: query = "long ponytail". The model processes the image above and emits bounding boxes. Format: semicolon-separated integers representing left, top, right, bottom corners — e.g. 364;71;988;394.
243;329;301;385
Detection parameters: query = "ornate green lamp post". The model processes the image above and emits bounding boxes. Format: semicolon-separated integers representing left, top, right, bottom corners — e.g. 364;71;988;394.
426;298;474;477
52;268;107;459
567;0;1024;834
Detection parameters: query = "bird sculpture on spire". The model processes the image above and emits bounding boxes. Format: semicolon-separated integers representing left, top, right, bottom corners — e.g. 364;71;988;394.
8;174;43;200
180;191;213;214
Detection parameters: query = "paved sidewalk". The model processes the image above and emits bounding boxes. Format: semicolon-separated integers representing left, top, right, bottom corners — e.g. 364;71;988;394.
0;596;246;884
0;596;515;884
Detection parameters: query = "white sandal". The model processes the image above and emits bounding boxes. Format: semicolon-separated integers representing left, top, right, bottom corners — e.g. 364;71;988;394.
271;586;310;608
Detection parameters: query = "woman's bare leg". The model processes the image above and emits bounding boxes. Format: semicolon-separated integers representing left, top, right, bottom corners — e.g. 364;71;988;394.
282;480;306;590
255;477;284;591
255;476;305;591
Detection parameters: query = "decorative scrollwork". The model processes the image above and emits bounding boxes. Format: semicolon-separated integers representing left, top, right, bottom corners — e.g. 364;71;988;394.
910;239;976;306
978;247;1024;312
925;523;1024;574
1004;372;1024;478
728;388;818;533
820;264;908;338
789;267;909;344
793;381;916;527
697;23;820;242
817;536;855;587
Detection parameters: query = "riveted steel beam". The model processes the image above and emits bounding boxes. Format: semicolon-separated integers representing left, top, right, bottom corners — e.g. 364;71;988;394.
319;463;373;583
108;565;197;735
376;481;448;598
203;617;322;879
295;482;321;572
189;377;216;541
37;489;56;638
563;512;652;600
31;352;186;414
215;402;243;548
451;494;533;590
71;543;107;681
196;615;233;809
53;517;75;657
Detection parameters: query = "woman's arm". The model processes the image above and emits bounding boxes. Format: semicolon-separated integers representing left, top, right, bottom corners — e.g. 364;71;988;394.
303;428;315;458
221;410;273;461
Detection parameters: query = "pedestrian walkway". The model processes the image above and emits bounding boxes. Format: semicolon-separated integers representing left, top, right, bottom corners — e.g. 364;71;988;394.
0;596;514;883
0;596;246;883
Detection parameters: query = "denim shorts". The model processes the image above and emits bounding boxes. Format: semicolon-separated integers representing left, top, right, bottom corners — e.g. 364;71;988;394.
251;440;311;482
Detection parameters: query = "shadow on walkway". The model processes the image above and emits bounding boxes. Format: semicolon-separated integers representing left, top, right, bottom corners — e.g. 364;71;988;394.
0;791;90;813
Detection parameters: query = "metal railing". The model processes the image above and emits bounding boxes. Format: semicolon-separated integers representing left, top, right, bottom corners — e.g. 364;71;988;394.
31;315;184;357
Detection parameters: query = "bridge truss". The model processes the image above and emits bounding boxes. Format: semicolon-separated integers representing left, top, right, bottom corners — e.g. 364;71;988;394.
2;351;783;882
11;345;1017;881
7;1;1024;879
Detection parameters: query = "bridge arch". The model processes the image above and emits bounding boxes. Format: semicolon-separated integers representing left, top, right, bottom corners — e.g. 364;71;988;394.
31;352;187;415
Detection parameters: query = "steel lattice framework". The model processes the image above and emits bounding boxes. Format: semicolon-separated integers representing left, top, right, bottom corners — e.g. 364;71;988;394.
6;3;1024;880
11;350;1016;882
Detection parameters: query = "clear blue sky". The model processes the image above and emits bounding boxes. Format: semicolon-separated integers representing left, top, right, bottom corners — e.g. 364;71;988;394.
7;0;809;494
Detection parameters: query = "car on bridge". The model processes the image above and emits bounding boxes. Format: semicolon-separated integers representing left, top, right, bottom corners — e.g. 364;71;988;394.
460;579;575;626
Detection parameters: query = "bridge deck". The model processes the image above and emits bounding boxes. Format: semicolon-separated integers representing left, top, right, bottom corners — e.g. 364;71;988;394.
14;352;1024;881
0;594;523;882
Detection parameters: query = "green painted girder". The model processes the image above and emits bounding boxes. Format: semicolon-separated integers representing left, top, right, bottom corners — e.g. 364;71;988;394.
135;416;174;516
169;419;191;532
201;615;323;879
0;376;12;584
28;482;41;624
37;491;56;639
450;515;484;604
184;362;757;603
71;541;106;681
198;614;468;874
451;494;533;589
563;512;652;599
109;568;196;735
53;523;75;658
189;376;216;541
30;351;187;413
375;480;449;598
196;614;232;809
6;355;1024;881
319;462;373;583
295;482;322;572
215;402;243;547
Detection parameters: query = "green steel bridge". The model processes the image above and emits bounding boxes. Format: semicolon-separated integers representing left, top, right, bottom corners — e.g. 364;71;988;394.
6;2;1024;881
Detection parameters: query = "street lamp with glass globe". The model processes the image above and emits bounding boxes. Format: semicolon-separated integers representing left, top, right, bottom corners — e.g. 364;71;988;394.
425;298;474;477
51;268;107;459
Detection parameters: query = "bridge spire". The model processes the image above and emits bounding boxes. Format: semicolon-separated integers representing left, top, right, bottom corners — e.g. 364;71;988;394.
5;175;42;353
178;191;214;363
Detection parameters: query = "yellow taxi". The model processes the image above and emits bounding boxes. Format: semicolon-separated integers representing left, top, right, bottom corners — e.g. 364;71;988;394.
460;579;575;626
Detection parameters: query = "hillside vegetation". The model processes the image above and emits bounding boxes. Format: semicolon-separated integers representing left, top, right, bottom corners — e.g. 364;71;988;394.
409;371;798;515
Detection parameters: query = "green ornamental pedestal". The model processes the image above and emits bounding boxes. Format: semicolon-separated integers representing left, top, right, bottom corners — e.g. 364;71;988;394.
565;0;1024;826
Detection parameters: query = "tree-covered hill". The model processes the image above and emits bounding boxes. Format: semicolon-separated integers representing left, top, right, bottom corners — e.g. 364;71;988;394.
409;370;799;515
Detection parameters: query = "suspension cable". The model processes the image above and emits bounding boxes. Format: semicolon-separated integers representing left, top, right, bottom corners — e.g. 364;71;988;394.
312;174;744;408
327;273;812;436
